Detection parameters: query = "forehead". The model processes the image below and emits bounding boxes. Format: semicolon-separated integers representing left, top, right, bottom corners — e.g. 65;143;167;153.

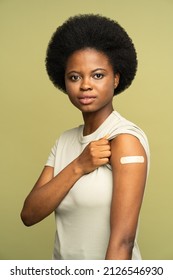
65;48;112;70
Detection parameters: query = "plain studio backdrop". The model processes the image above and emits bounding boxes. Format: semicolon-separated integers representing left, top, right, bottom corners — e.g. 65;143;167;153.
0;0;173;260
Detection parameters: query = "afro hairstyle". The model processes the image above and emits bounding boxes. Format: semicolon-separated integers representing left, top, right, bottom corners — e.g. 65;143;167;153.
45;14;137;95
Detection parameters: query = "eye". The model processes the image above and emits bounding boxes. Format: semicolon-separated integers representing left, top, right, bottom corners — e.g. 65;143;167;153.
70;75;81;81
93;73;104;79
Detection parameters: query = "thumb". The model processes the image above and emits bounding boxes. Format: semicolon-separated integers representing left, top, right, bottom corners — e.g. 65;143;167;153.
102;134;110;140
97;134;110;144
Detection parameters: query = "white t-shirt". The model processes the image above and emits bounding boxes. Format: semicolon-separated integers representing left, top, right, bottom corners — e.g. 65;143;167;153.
46;111;150;260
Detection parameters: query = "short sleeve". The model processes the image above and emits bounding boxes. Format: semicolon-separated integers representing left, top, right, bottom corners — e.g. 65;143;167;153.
45;139;59;167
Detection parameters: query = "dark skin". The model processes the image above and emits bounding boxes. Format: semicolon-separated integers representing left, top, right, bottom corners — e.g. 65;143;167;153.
21;48;147;259
106;134;147;259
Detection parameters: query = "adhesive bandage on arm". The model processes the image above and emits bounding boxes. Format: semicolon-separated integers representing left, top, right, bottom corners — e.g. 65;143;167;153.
120;156;145;164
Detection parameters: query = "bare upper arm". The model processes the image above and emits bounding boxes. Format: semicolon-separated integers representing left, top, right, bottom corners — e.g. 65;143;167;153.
109;133;147;240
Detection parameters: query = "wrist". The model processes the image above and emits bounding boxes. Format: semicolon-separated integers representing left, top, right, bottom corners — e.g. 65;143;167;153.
72;158;85;177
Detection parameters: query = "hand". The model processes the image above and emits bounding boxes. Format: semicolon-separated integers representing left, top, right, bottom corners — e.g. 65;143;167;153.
76;136;111;175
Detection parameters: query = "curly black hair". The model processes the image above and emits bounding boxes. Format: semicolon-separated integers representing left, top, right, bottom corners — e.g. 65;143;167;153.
45;14;137;95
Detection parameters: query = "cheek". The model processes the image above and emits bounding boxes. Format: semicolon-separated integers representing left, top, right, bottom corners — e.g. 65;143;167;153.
65;80;78;95
65;77;74;92
100;80;115;95
65;83;74;96
65;86;78;105
66;92;77;107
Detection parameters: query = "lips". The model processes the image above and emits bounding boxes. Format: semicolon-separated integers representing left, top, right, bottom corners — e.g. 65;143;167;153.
78;95;96;105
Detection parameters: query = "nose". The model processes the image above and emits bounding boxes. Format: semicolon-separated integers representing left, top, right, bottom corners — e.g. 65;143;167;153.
80;78;93;91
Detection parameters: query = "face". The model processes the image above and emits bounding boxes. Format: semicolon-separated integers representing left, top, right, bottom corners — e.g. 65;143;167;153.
65;48;119;116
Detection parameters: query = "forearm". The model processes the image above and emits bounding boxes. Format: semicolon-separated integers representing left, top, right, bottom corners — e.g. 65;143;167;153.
21;137;111;226
105;238;133;260
21;158;83;226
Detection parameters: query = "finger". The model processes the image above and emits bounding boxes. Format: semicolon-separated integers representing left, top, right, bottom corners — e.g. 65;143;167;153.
103;134;110;139
98;145;111;152
98;157;110;165
97;137;110;145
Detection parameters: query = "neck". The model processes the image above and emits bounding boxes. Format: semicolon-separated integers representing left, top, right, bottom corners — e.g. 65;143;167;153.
82;107;114;136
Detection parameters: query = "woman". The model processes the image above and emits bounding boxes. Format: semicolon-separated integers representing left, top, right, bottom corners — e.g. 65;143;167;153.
21;14;150;260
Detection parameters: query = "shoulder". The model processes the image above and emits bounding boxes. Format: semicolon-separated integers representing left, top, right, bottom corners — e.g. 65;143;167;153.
111;133;146;153
55;126;82;143
61;126;81;137
48;126;81;153
109;112;149;145
110;134;147;168
108;111;150;163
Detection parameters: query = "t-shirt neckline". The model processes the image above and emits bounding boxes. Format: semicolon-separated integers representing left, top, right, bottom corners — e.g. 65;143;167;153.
78;111;116;144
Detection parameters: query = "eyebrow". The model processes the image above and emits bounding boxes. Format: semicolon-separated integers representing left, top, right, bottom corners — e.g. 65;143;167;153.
66;68;107;75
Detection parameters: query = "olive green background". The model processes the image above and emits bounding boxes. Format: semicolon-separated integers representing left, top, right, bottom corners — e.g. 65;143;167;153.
1;0;172;260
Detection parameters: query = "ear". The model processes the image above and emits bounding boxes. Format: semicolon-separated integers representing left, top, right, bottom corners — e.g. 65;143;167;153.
114;73;120;89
